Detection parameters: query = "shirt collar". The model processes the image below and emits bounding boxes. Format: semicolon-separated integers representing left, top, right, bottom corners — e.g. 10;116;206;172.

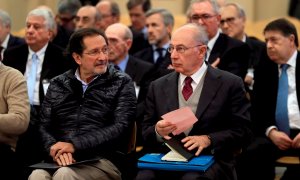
284;50;297;68
75;68;99;86
28;43;48;58
180;62;208;86
117;54;129;72
1;34;10;49
207;31;220;51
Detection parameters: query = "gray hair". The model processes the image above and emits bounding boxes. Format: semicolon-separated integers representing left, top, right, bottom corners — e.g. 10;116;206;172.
224;2;245;18
57;0;82;16
27;8;56;31
176;23;209;45
110;1;120;17
187;0;220;17
0;10;11;28
145;8;174;28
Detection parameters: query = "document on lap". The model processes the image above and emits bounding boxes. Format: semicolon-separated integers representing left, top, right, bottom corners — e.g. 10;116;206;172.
161;106;198;135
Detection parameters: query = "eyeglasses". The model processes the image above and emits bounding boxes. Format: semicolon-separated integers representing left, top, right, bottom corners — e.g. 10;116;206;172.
220;17;236;26
190;14;217;22
167;44;204;54
83;47;109;56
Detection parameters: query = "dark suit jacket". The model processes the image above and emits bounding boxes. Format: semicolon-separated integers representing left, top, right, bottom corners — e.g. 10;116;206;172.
245;36;265;69
7;34;25;49
252;51;300;135
3;42;75;104
209;33;250;79
142;65;252;159
128;26;150;55
133;47;173;81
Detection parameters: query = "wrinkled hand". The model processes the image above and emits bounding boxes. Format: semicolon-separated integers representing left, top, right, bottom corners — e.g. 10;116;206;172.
55;152;76;166
292;133;300;149
50;142;75;160
269;129;292;150
211;58;220;68
181;135;211;156
155;120;176;139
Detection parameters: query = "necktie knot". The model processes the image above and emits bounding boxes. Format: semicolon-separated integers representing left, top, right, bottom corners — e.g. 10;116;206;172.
184;76;193;85
155;48;165;64
182;76;193;101
281;64;289;71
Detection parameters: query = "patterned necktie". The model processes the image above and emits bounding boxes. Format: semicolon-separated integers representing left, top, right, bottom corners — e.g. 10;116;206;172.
182;77;193;101
275;64;290;135
155;48;164;65
27;54;38;104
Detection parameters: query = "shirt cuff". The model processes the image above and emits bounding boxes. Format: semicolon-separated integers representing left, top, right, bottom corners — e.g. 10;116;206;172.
266;126;277;137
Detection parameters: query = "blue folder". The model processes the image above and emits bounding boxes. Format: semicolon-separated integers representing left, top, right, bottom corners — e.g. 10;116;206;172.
138;153;214;172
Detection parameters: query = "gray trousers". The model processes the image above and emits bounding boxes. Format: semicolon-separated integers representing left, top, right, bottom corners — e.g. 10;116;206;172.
28;159;121;180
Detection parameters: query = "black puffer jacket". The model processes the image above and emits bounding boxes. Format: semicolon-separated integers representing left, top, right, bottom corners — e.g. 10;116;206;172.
39;65;137;161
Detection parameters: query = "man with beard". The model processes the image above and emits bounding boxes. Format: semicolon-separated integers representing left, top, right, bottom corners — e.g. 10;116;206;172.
133;8;174;80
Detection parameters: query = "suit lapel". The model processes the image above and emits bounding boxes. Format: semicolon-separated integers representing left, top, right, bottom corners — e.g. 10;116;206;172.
296;52;300;112
208;34;226;63
125;57;137;82
163;72;179;111
195;66;222;118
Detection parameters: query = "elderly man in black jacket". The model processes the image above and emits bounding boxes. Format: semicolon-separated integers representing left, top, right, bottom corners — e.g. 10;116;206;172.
29;28;136;180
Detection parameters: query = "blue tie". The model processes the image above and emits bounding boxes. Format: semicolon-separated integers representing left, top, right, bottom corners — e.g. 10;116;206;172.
27;54;38;104
275;64;290;135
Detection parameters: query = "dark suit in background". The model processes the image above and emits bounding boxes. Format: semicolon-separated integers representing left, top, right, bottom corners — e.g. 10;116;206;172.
208;33;250;80
7;34;25;48
141;65;252;179
129;27;150;55
134;47;173;81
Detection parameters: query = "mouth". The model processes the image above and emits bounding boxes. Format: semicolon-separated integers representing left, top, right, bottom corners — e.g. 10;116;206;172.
95;60;107;66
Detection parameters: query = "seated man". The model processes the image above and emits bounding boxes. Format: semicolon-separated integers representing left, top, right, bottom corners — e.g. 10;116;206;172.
29;28;137;180
136;23;252;180
0;62;30;180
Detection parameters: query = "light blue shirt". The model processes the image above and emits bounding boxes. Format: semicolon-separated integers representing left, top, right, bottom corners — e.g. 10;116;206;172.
117;55;129;72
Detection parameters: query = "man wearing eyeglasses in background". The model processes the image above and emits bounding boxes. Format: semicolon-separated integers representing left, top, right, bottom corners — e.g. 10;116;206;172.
219;3;266;94
136;23;252;180
53;0;82;48
29;28;137;180
74;5;101;31
187;0;250;80
96;0;120;31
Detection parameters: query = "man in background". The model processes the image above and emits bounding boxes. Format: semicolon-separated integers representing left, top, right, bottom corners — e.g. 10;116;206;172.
3;8;74;179
187;0;250;80
96;0;120;31
74;5;101;30
126;0;151;54
0;9;25;61
219;2;265;92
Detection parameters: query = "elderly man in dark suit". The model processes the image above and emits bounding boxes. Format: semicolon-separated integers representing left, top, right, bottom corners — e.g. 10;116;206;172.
187;0;250;80
136;23;252;180
105;23;153;151
219;3;266;92
0;10;25;61
239;18;300;180
3;8;75;179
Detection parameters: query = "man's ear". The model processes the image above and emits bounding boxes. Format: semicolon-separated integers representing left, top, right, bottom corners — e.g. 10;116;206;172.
72;52;82;65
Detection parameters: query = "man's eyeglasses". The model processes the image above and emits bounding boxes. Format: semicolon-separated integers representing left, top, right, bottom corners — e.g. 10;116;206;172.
83;47;109;56
220;17;236;26
167;44;204;54
190;14;217;22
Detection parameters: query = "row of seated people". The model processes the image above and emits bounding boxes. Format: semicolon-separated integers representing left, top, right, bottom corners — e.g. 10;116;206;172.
1;0;300;180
